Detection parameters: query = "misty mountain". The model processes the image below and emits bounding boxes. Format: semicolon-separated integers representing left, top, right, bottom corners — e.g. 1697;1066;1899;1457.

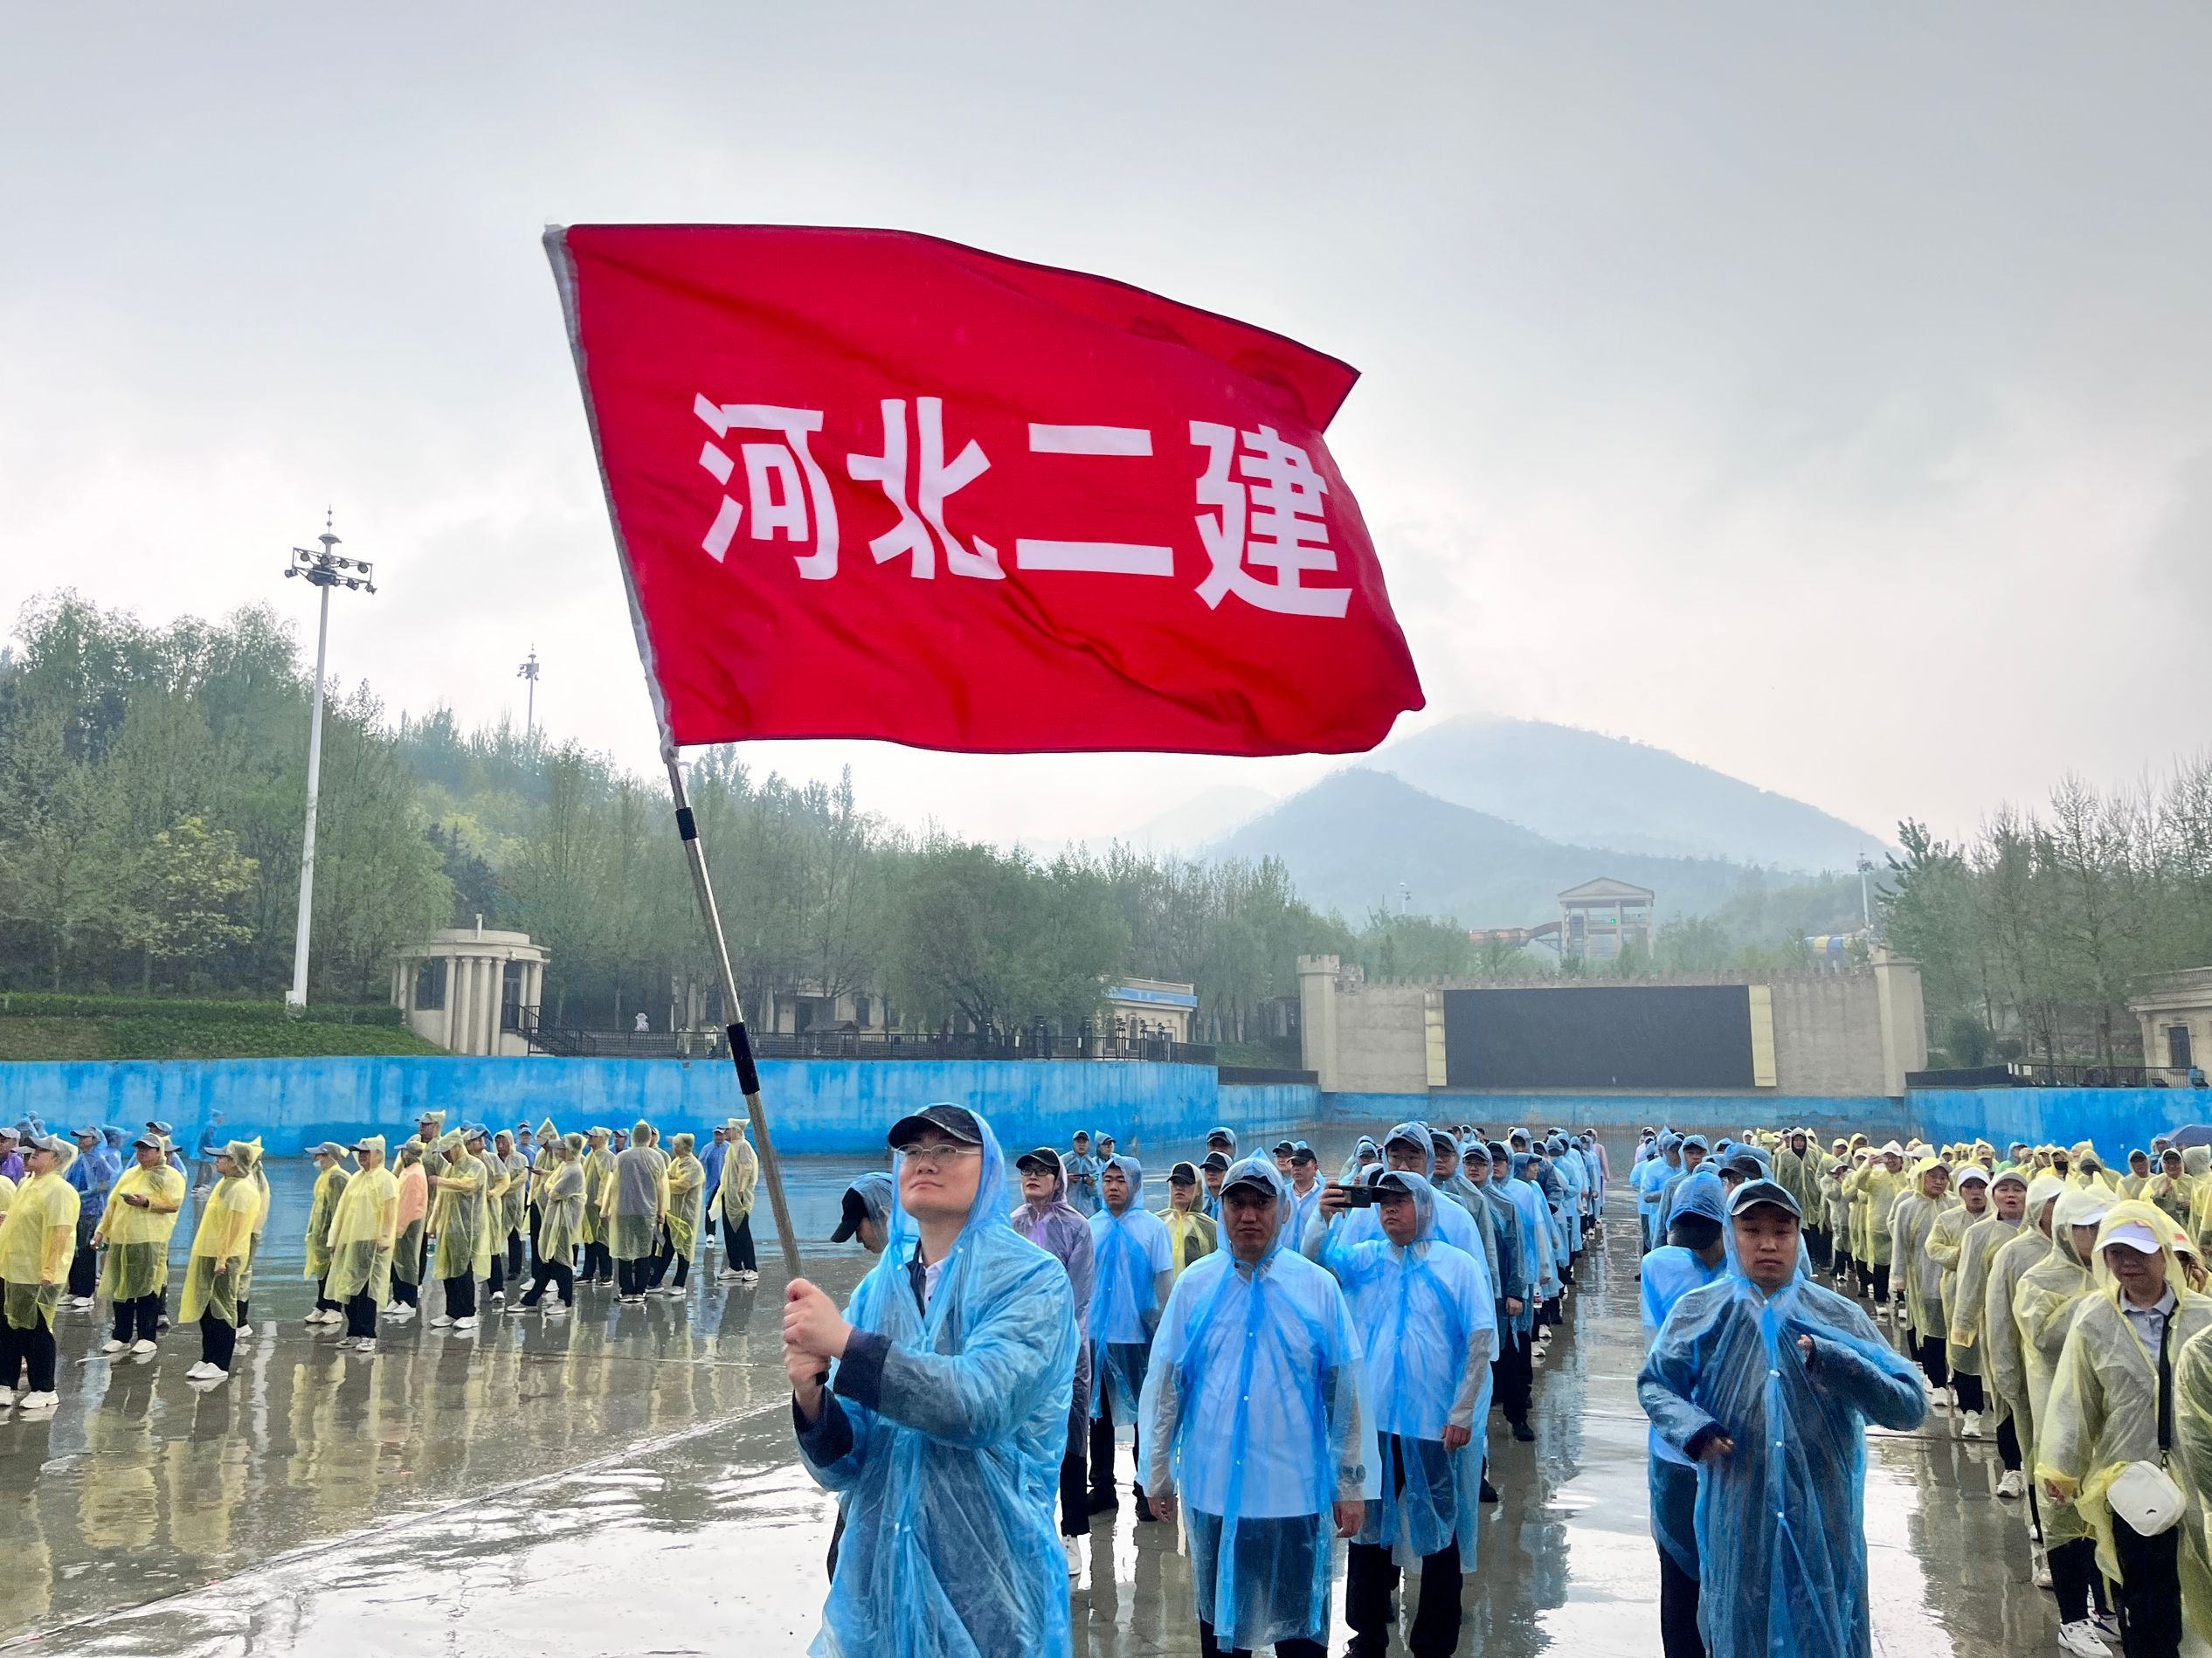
1119;784;1275;853
1366;715;1888;872
1206;767;1791;927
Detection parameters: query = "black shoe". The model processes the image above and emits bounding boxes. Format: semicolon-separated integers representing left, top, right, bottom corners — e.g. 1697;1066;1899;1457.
1135;1490;1158;1523
1511;1420;1535;1443
1479;1476;1500;1503
1088;1489;1118;1516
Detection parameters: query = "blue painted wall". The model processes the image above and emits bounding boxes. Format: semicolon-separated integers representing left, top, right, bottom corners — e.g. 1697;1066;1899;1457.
0;1056;1264;1160
1911;1087;2212;1153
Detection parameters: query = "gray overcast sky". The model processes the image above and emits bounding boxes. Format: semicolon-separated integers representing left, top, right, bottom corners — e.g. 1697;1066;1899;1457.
4;5;2208;852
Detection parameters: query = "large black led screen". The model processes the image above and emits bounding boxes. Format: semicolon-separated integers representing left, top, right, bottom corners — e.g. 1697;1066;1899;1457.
1441;985;1754;1089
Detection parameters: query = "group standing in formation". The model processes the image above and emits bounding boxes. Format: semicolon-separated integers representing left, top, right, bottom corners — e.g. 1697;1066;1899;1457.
0;1110;764;1403
1633;1123;2212;1658
787;1110;1604;1658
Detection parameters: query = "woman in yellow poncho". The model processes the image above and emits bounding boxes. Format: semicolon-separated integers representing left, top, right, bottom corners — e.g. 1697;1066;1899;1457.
2014;1185;2113;1636
0;1133;82;1410
301;1143;352;1326
426;1129;486;1330
326;1136;399;1353
520;1133;586;1315
180;1141;262;1384
1157;1161;1219;1276
476;1127;514;1306
715;1118;760;1283
578;1127;617;1285
236;1136;272;1338
653;1132;706;1295
93;1133;186;1357
527;1116;560;1263
2042;1200;2212;1649
2146;1149;2196;1233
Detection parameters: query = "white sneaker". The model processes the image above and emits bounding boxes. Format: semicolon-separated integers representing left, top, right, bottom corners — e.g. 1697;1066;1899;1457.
184;1361;213;1380
236;1323;254;1338
18;1391;59;1412
0;1387;12;1407
2091;1612;2122;1642
1063;1536;1080;1576
1995;1469;2025;1499
2032;1553;2054;1590
130;1338;157;1356
1961;1411;1983;1440
490;1290;505;1304
738;1270;759;1284
717;1268;741;1283
2056;1619;2112;1657
1928;1389;1948;1413
350;1341;377;1357
430;1313;453;1328
453;1316;478;1331
72;1295;96;1309
100;1338;127;1356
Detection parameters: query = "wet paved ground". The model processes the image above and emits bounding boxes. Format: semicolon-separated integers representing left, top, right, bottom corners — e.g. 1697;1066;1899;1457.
1;1146;2065;1655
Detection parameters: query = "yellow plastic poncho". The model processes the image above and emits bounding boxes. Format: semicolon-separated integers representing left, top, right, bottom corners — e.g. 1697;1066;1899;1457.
178;1144;262;1327
392;1152;428;1288
499;1141;531;1239
2120;1156;2152;1200
1890;1160;1953;1338
474;1143;507;1278
0;1148;82;1333
2147;1163;2197;1233
1158;1204;1218;1277
302;1157;351;1284
715;1121;758;1226
1944;1180;2022;1378
578;1134;616;1247
94;1158;187;1302
1925;1174;1990;1372
2014;1185;2108;1551
238;1136;272;1303
664;1140;706;1259
604;1123;669;1262
1985;1176;2065;1443
428;1132;486;1281
0;1172;14;1228
2040;1200;2212;1586
536;1143;588;1261
1846;1152;1909;1267
2187;1149;2212;1254
324;1144;400;1305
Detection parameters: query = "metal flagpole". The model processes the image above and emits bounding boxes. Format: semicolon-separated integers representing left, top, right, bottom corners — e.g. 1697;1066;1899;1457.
543;225;805;1284
664;756;805;1281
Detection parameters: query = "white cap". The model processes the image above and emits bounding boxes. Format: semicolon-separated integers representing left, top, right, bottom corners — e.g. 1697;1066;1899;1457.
2076;1203;2112;1230
1957;1166;1992;1186
2102;1222;2161;1255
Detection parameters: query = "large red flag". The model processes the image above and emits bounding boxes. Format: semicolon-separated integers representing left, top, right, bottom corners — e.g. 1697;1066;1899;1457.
546;225;1424;756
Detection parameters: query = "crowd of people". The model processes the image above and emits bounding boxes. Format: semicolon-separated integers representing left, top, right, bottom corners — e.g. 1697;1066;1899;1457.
1632;1124;2212;1658
0;1109;764;1404
788;1113;1605;1658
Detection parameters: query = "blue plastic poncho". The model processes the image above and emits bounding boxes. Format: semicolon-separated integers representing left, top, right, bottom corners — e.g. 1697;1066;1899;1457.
1064;1135;1103;1216
1088;1156;1173;1422
1638;1230;1927;1658
1638;1170;1728;1578
1466;1143;1530;1314
1311;1171;1493;1568
1501;1156;1561;1309
1141;1157;1379;1654
1340;1136;1381;1185
1333;1123;1492;1277
796;1111;1081;1658
1427;1133;1501;1295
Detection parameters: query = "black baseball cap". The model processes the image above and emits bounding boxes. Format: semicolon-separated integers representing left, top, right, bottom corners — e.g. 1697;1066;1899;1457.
1015;1147;1061;1175
1169;1161;1199;1185
1728;1178;1801;1221
886;1103;982;1150
1289;1142;1317;1165
1220;1158;1277;1199
829;1186;873;1243
1272;1139;1296;1156
1720;1151;1766;1182
1200;1151;1231;1173
1375;1171;1420;1199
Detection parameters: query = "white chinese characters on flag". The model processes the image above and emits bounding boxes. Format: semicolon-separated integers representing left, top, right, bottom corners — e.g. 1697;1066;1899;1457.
548;225;1424;756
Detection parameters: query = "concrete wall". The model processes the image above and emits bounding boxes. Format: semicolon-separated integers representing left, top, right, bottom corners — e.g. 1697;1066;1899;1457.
1911;1087;2212;1153
0;1057;1257;1162
1297;957;1921;1100
1326;1091;1907;1145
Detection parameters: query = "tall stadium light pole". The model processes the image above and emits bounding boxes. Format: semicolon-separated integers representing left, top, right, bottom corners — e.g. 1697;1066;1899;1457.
517;646;541;736
1856;852;1875;931
281;515;377;1008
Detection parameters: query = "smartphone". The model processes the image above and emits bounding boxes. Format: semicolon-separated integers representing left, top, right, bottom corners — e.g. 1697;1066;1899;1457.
1340;1184;1379;1208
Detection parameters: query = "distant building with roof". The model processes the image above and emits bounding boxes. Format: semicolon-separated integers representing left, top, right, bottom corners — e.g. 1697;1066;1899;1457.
1558;877;1655;963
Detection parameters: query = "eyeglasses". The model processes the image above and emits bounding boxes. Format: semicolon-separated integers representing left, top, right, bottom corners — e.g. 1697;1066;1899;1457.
894;1142;983;1171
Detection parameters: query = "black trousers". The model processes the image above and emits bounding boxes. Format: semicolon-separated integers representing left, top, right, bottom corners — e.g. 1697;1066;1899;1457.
617;1256;652;1296
581;1240;612;1281
522;1259;575;1307
1874;1264;1891;1302
1;1311;58;1392
70;1240;98;1298
112;1295;161;1344
2050;1536;2102;1624
507;1230;524;1277
345;1292;377;1339
729;1215;757;1272
651;1230;690;1289
442;1273;477;1319
1657;1542;1702;1658
1996;1409;2022;1471
1060;1396;1089;1536
1346;1436;1463;1658
1806;1226;1832;1270
1953;1370;1985;1413
488;1254;506;1297
392;1275;419;1308
199;1313;237;1372
1915;1332;1949;1389
2114;1512;2183;1658
1494;1325;1533;1424
315;1275;339;1314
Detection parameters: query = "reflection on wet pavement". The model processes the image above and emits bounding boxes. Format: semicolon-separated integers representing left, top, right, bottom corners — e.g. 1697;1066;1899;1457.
3;1150;2072;1655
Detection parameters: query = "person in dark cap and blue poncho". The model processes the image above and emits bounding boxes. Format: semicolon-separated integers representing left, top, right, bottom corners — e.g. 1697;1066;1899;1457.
784;1102;1079;1658
1142;1156;1377;1658
1639;1177;1925;1658
1638;1167;1729;1658
1010;1147;1098;1561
